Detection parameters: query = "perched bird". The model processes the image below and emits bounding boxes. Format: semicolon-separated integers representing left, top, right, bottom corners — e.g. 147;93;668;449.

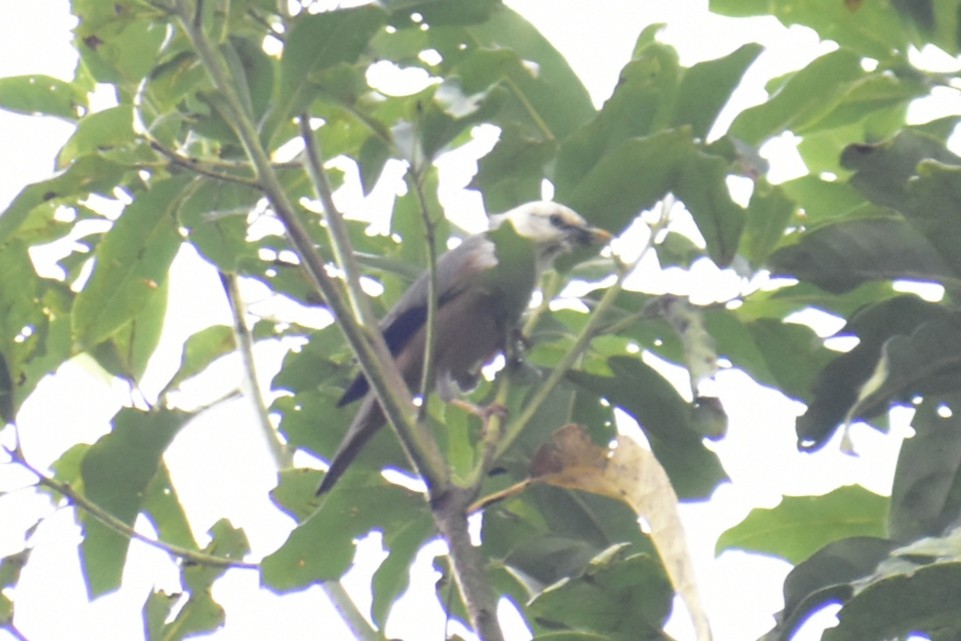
316;201;611;494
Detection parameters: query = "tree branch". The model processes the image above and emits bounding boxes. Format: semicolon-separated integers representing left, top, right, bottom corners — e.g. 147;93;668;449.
221;272;292;469
297;115;376;329
433;488;505;641
10;449;257;571
146;139;262;187
172;0;449;494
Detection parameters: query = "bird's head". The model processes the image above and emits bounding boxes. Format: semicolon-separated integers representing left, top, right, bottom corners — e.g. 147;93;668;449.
490;201;612;268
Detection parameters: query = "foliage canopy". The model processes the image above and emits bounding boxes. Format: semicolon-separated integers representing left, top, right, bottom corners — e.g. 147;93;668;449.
3;1;961;640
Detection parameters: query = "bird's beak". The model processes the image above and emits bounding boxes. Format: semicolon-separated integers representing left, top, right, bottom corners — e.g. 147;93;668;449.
574;225;613;247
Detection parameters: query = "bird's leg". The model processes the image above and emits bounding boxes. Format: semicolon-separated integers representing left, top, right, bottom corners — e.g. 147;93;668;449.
449;398;508;421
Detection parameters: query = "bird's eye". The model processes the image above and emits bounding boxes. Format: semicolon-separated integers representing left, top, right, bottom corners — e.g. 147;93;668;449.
549;213;566;228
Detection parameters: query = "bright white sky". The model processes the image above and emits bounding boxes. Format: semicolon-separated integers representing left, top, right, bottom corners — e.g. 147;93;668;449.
0;1;931;641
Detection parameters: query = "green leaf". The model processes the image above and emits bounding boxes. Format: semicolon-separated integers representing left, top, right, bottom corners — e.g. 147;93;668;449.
728;49;865;146
706;312;833;402
562;130;744;265
555;41;681;194
79;408;188;597
825;562;961;641
780;174;866;223
716;485;889;564
673;43;762;140
769;214;956;294
72;176;187;350
149;520;248;640
57;104;135;167
796;295;950;450
890;394;961;543
766;537;897;641
74;13;167;84
0;74;84;119
143;591;179;641
164;325;237;392
261;471;429;590
842;129;961;212
358;135;391;195
482;487;659;592
0;550;29;591
141;463;197;551
183;520;249;593
710;0;915;59
0;549;29;625
90;276;169;382
371;516;435;626
0;155;128;244
849;314;961;422
474;125;557;212
842;131;961;277
479;221;539;322
562;129;688;234
567;357;727;499
386;0;501;25
142;51;208;117
389;172;449;270
673;146;745;266
225;36;276;121
272;5;387;137
740;183;795;266
417;80;507;159
464;5;595;141
0;241;41;419
526;545;673;641
179;178;260;271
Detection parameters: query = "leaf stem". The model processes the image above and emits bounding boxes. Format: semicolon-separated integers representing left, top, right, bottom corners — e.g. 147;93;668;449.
221;272;291;468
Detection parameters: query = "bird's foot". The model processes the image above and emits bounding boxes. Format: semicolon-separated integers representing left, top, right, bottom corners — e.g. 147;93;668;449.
449;399;508;421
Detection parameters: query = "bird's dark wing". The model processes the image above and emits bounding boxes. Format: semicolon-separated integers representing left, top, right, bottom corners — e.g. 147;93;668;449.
337;234;495;406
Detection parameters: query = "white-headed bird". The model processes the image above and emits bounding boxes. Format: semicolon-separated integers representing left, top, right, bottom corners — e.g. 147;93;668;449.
317;201;611;494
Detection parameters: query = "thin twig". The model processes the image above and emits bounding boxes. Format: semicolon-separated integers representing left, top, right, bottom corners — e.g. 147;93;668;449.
147;139;262;187
10;450;257;570
297;115;376;329
221;272;292;468
322;581;381;641
407;170;440;413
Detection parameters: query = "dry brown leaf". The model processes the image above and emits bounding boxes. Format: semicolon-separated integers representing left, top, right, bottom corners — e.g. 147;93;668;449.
530;424;712;641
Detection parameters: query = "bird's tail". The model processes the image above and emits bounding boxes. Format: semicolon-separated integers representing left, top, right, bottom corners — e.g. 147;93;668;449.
315;394;385;495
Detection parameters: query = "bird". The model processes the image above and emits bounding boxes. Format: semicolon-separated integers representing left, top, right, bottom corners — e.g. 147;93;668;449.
316;201;612;495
